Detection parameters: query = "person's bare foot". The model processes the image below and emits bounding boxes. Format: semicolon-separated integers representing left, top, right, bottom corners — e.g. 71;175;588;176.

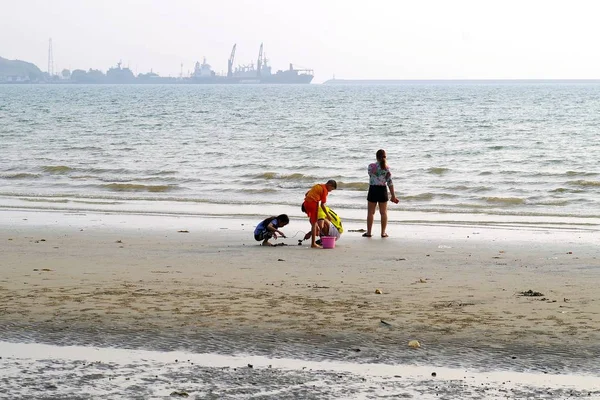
311;244;322;249
381;233;389;238
262;241;273;246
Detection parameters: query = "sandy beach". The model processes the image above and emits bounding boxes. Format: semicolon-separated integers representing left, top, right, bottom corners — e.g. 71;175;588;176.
1;209;599;355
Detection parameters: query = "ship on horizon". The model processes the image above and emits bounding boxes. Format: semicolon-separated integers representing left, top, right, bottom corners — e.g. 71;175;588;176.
188;43;313;84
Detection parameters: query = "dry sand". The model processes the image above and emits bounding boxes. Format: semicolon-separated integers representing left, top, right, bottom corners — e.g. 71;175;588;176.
1;209;599;350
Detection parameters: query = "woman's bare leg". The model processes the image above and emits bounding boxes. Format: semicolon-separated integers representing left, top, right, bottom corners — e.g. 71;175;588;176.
379;201;388;237
366;201;377;236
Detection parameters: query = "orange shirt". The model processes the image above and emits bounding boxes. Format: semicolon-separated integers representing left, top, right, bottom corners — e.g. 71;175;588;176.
304;184;328;204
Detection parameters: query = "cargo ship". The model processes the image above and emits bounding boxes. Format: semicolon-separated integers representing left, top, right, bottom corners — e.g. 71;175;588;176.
188;43;313;84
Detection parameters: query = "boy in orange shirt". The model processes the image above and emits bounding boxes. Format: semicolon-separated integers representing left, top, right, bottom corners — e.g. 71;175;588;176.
302;180;337;248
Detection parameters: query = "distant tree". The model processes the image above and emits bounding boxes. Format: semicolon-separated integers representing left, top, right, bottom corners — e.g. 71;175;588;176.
87;69;106;83
70;69;87;82
61;69;71;79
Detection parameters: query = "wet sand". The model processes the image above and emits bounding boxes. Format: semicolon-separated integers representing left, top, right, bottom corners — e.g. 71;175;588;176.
1;209;599;365
1;341;599;399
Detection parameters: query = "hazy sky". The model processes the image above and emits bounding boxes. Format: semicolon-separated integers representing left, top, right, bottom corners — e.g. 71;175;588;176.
2;0;600;82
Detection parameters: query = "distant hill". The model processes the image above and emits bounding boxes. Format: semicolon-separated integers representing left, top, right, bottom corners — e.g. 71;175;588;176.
0;56;44;80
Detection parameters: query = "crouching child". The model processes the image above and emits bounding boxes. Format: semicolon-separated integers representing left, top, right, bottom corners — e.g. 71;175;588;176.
254;214;289;246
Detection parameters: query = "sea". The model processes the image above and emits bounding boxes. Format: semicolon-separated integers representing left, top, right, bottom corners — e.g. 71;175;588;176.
1;83;600;228
1;83;600;399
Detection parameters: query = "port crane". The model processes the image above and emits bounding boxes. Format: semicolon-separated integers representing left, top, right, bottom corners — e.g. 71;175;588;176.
257;43;264;77
227;44;236;78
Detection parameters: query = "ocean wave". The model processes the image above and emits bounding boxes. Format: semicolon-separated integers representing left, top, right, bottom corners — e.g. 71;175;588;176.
20;197;69;203
148;170;178;176
72;200;123;205
254;172;316;181
568;180;600;187
436;193;460;199
529;200;569;206
427;167;450;175
338;182;369;191
533;171;599;178
70;175;102;180
402;193;434;201
239;188;278;194
100;183;179;193
483;197;525;205
83;167;134;174
68;146;103;151
550;187;585;194
3;173;40;180
447;185;470;191
98;176;178;184
446;185;492;193
566;171;598;177
42;165;73;174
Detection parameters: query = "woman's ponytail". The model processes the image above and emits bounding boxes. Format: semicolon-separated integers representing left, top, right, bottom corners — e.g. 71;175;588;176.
376;149;387;170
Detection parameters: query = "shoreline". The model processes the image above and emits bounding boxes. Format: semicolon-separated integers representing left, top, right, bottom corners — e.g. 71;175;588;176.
2;198;600;232
1;208;599;370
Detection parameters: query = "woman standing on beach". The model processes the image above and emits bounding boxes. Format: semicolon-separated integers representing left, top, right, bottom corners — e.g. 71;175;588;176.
364;149;399;238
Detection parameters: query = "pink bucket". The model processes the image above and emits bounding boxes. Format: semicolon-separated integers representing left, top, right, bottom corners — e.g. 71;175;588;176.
321;236;336;249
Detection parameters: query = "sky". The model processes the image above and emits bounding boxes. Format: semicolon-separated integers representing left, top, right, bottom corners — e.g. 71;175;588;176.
2;0;600;83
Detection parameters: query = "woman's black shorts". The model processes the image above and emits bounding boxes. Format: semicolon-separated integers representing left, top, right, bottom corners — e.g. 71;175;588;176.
367;185;389;203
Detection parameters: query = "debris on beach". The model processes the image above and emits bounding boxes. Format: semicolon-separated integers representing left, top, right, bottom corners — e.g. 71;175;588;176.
418;278;427;283
311;284;330;289
519;289;544;297
380;319;392;327
375;289;382;294
432;300;475;309
348;229;367;232
170;391;189;397
177;230;189;233
408;340;421;349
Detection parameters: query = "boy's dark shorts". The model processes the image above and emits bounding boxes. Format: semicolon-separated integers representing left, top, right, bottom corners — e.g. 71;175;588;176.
367;185;389;203
254;230;274;241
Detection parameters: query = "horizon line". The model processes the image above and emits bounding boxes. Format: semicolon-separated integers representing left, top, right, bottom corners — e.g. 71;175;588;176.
320;78;600;84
